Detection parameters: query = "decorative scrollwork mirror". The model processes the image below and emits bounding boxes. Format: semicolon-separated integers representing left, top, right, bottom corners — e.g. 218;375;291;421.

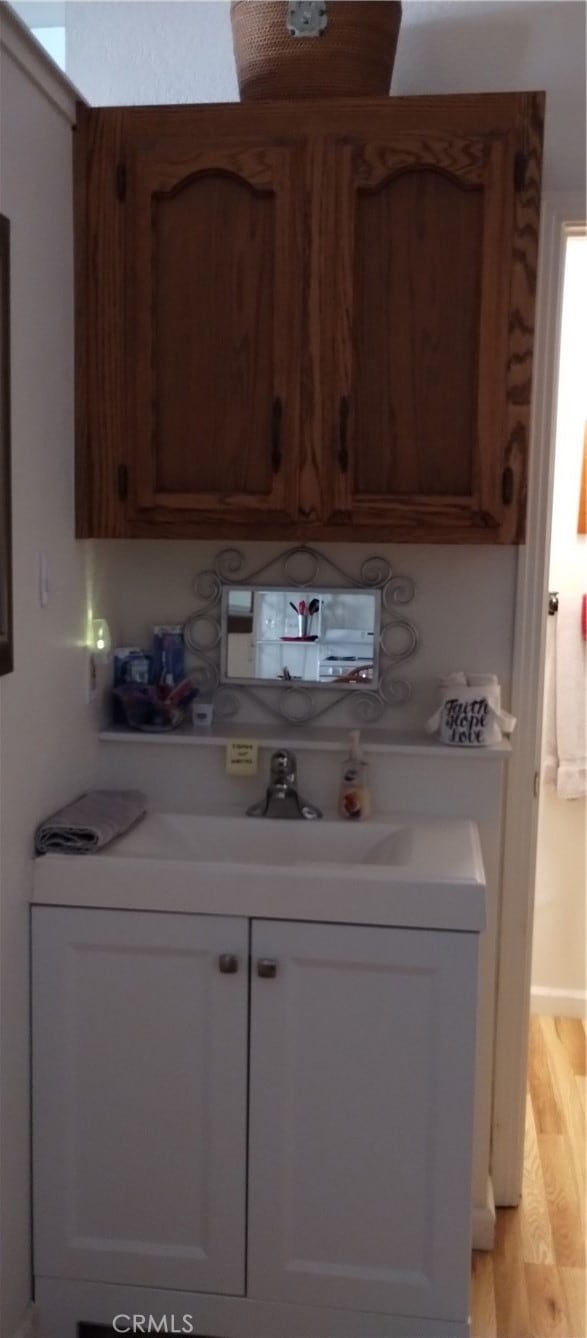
183;546;418;726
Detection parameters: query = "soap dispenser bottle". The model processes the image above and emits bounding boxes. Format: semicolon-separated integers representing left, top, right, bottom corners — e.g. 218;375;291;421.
338;730;371;820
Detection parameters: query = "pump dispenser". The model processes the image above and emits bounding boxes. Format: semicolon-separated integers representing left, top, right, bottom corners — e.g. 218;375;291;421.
338;730;371;820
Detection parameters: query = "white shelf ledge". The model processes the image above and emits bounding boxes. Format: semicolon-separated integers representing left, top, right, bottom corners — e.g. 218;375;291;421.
98;722;512;759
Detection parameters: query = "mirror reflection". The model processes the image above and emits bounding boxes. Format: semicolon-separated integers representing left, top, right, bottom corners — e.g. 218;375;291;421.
223;588;379;688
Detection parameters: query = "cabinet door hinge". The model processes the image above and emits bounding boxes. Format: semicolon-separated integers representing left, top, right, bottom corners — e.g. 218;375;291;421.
117;464;129;501
501;466;515;507
514;151;528;192
115;162;127;202
533;770;540;799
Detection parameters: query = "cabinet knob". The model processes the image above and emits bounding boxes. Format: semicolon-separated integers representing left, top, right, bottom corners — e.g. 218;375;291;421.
257;958;277;979
218;953;239;975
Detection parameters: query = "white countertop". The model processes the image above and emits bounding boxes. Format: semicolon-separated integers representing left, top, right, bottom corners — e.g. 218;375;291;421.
33;810;486;934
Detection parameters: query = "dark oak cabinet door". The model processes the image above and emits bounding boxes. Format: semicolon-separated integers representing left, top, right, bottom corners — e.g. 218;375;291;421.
324;96;543;541
128;132;303;527
75;108;305;536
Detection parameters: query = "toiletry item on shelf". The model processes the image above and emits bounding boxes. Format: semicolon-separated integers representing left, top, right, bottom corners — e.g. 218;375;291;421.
338;730;371;820
192;701;214;728
113;648;152;686
113;677;197;732
152;625;185;686
426;673;516;746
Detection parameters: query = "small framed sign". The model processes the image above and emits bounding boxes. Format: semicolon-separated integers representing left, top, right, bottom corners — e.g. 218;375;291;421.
0;214;13;677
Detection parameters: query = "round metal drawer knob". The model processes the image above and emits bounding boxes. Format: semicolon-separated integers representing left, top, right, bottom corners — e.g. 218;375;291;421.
218;953;239;974
257;959;277;979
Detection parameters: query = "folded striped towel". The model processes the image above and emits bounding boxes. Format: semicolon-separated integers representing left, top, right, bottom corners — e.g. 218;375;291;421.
35;789;147;855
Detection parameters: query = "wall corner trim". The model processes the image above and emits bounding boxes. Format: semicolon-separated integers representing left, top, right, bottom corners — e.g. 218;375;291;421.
531;986;587;1020
472;1177;496;1251
0;5;84;124
9;1302;40;1338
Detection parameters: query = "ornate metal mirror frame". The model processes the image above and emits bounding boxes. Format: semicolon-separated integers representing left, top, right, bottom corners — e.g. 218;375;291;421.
183;547;418;725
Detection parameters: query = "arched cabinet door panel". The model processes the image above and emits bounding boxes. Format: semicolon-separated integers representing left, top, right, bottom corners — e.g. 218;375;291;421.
322;97;543;542
126;135;304;526
74;106;306;536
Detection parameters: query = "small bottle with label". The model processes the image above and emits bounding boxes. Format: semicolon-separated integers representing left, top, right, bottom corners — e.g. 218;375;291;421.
338;730;371;820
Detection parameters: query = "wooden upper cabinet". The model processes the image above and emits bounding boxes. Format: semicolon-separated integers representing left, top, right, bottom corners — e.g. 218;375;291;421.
322;96;544;541
75;95;543;542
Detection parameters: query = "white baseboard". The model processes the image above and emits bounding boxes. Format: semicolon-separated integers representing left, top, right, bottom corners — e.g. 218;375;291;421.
472;1177;496;1250
10;1303;40;1338
531;986;587;1018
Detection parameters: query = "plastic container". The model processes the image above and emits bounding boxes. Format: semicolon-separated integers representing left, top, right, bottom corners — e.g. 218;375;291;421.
338;730;371;820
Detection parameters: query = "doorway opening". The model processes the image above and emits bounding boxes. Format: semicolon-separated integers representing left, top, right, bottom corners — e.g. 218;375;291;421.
471;219;586;1337
531;229;586;1018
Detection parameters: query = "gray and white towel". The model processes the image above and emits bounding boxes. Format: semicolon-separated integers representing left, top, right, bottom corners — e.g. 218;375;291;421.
543;593;586;799
35;789;147;855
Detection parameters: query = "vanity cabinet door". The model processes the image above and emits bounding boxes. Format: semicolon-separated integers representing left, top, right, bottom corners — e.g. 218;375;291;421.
32;907;248;1294
76;106;305;536
247;919;478;1321
322;95;543;542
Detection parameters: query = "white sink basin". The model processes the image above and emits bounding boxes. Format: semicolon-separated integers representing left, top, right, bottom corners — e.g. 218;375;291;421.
33;810;486;933
115;812;415;867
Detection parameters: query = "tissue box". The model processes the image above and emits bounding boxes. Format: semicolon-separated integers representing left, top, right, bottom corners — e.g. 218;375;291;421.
438;688;503;746
426;674;516;747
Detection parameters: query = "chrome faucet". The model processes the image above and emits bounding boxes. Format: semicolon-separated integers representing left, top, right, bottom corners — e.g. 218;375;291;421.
247;749;322;820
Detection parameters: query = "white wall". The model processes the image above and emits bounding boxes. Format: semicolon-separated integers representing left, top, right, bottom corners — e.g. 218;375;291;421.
64;0;586;193
0;14;95;1334
532;235;587;1016
94;538;517;729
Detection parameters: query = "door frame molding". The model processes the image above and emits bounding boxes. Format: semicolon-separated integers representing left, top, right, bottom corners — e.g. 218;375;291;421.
490;192;586;1202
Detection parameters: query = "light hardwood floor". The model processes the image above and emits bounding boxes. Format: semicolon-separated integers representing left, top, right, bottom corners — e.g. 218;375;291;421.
471;1016;586;1338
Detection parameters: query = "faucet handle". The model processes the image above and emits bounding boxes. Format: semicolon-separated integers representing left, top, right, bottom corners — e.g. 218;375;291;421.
270;749;297;783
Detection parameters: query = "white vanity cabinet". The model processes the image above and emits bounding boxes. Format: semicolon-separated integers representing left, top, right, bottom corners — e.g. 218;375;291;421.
248;919;477;1320
33;906;480;1338
32;909;249;1295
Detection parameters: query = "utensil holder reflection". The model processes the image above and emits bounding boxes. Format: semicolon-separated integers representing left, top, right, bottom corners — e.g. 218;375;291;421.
298;614;309;637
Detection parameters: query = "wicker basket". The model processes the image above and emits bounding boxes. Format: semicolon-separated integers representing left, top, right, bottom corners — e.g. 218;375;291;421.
230;1;402;100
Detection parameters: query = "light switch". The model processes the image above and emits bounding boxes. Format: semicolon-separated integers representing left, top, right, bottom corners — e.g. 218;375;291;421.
38;551;49;607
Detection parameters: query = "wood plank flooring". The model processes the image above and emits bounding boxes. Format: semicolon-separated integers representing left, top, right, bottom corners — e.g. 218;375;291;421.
471;1016;586;1338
